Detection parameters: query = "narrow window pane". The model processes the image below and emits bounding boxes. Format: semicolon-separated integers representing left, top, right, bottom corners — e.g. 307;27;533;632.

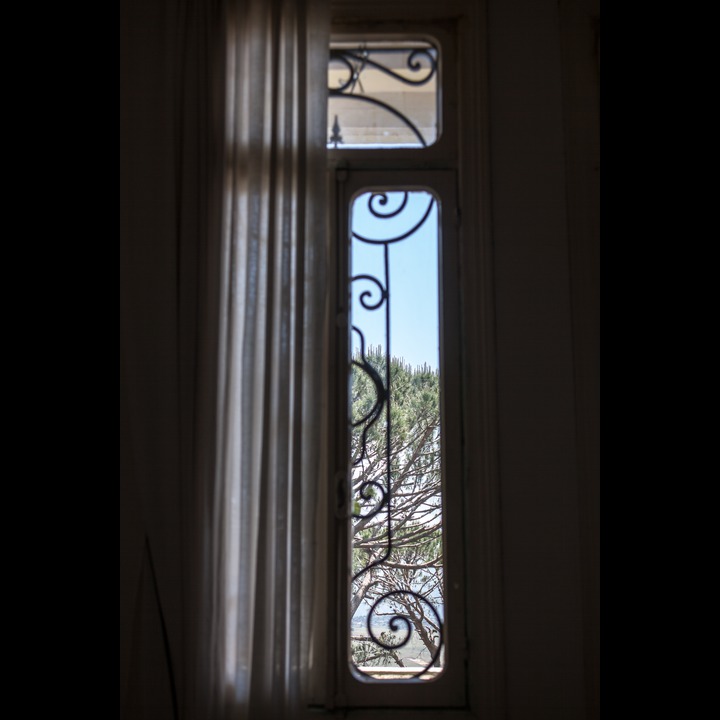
348;190;445;680
328;41;439;149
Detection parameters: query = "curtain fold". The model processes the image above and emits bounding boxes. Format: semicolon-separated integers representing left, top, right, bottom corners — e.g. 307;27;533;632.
201;1;329;718
121;1;328;718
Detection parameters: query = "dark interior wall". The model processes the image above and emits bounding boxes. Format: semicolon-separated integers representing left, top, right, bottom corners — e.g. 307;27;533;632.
484;1;599;718
120;0;182;716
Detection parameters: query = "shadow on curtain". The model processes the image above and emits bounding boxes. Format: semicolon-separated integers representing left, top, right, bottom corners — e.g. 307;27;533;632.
120;1;329;718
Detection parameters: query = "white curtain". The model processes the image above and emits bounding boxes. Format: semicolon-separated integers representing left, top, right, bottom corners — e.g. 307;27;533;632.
120;0;329;718
205;0;329;717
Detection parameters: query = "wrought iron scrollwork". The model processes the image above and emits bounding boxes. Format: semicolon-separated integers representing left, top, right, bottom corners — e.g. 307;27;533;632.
365;591;444;679
332;47;437;91
328;44;438;148
349;191;443;679
351;325;387;470
353;192;436;245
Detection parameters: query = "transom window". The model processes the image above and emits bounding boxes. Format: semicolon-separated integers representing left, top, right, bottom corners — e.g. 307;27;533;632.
328;40;440;148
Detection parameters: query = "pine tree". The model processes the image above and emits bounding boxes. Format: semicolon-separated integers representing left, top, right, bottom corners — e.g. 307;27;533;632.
350;347;444;671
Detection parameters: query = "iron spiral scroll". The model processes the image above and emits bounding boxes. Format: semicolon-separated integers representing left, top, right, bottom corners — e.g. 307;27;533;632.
328;45;438;148
349;191;444;679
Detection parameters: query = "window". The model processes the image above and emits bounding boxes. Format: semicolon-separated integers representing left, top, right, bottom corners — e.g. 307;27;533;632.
331;170;465;709
328;40;440;148
347;184;452;684
325;19;469;711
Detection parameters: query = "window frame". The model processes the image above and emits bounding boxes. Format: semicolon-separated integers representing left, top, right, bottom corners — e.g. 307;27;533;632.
325;19;470;713
334;170;465;708
326;23;458;168
321;2;504;718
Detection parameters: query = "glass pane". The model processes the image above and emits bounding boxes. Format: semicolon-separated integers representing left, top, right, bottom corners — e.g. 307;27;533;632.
328;41;439;149
348;190;445;680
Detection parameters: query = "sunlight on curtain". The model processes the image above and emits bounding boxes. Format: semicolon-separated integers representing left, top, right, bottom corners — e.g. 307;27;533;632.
203;1;329;718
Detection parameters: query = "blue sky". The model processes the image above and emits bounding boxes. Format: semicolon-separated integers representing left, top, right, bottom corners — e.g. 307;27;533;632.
350;191;440;371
